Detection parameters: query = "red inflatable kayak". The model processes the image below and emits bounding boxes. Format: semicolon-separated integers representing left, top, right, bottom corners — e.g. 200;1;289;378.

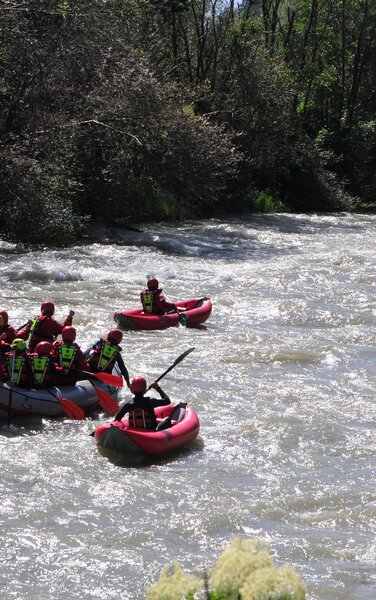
94;403;200;456
113;297;212;330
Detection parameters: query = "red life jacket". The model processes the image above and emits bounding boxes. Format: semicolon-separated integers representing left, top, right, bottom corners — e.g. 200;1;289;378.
140;289;164;315
128;407;156;430
27;316;56;349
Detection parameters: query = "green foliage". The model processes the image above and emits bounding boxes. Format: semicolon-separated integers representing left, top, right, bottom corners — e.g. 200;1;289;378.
147;538;307;600
1;0;375;245
252;192;285;214
0;155;80;247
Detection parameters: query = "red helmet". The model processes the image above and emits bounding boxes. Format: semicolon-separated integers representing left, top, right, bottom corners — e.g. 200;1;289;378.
41;300;55;315
147;277;159;291
35;341;53;355
62;326;76;342
0;309;8;325
107;328;123;345
130;376;147;393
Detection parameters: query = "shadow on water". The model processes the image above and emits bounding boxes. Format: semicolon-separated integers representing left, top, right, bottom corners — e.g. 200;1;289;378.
97;436;204;468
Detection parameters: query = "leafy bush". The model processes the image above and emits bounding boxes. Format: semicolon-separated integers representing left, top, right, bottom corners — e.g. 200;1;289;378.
146;538;307;600
0;155;80;246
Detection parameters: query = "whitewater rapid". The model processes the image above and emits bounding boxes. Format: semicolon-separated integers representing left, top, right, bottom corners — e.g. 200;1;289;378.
1;214;376;599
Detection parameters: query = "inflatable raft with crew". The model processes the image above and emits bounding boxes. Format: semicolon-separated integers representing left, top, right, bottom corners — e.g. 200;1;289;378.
1;278;206;460
114;276;212;330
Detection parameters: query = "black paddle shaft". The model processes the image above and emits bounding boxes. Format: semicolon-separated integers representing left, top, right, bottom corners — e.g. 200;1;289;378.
147;347;195;390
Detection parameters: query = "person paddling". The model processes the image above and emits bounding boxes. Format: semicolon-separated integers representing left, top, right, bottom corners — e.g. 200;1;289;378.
0;309;18;343
1;338;33;388
18;300;75;352
140;277;178;315
29;341;60;388
52;326;89;386
85;328;131;388
114;376;171;429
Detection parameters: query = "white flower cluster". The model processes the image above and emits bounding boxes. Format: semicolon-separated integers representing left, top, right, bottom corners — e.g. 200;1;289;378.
147;537;307;600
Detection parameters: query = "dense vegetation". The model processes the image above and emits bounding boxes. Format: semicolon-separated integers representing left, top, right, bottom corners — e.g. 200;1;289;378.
1;0;375;245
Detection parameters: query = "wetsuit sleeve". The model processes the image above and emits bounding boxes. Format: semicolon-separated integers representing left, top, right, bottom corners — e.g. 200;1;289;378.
155;292;176;313
5;326;17;343
148;385;171;407
62;314;74;327
116;354;130;387
52;317;70;336
114;401;132;422
0;340;10;354
17;324;31;341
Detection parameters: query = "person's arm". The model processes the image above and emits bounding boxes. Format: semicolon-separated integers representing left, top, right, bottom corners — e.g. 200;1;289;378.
5;326;17;343
116;353;131;387
63;310;75;327
54;310;74;336
114;401;131;422
16;323;31;341
148;382;171;406
155;292;176;313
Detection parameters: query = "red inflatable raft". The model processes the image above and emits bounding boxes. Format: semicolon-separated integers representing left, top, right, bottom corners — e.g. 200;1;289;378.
113;297;212;330
94;403;200;456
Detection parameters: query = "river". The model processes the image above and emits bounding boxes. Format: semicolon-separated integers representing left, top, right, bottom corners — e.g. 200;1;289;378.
1;213;376;599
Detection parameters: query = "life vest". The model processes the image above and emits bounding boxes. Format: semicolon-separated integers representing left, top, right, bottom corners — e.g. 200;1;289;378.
27;316;54;346
57;344;77;369
141;290;154;313
30;355;50;384
5;352;26;385
27;317;40;344
128;407;155;430
97;341;118;371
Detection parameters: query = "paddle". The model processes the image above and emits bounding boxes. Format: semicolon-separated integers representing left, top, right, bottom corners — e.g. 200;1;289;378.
89;347;195;435
16;321;30;332
176;310;188;327
146;347;195;390
7;350;17;428
42;386;85;420
68;368;123;387
7;386;13;429
89;382;119;415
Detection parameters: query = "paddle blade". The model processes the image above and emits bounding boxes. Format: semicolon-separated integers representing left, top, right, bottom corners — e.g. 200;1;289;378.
94;386;119;416
59;398;85;420
85;371;124;387
172;347;195;366
147;347;196;389
178;313;188;327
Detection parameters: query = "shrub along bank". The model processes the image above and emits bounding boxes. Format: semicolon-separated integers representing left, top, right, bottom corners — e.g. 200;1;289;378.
1;1;375;246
